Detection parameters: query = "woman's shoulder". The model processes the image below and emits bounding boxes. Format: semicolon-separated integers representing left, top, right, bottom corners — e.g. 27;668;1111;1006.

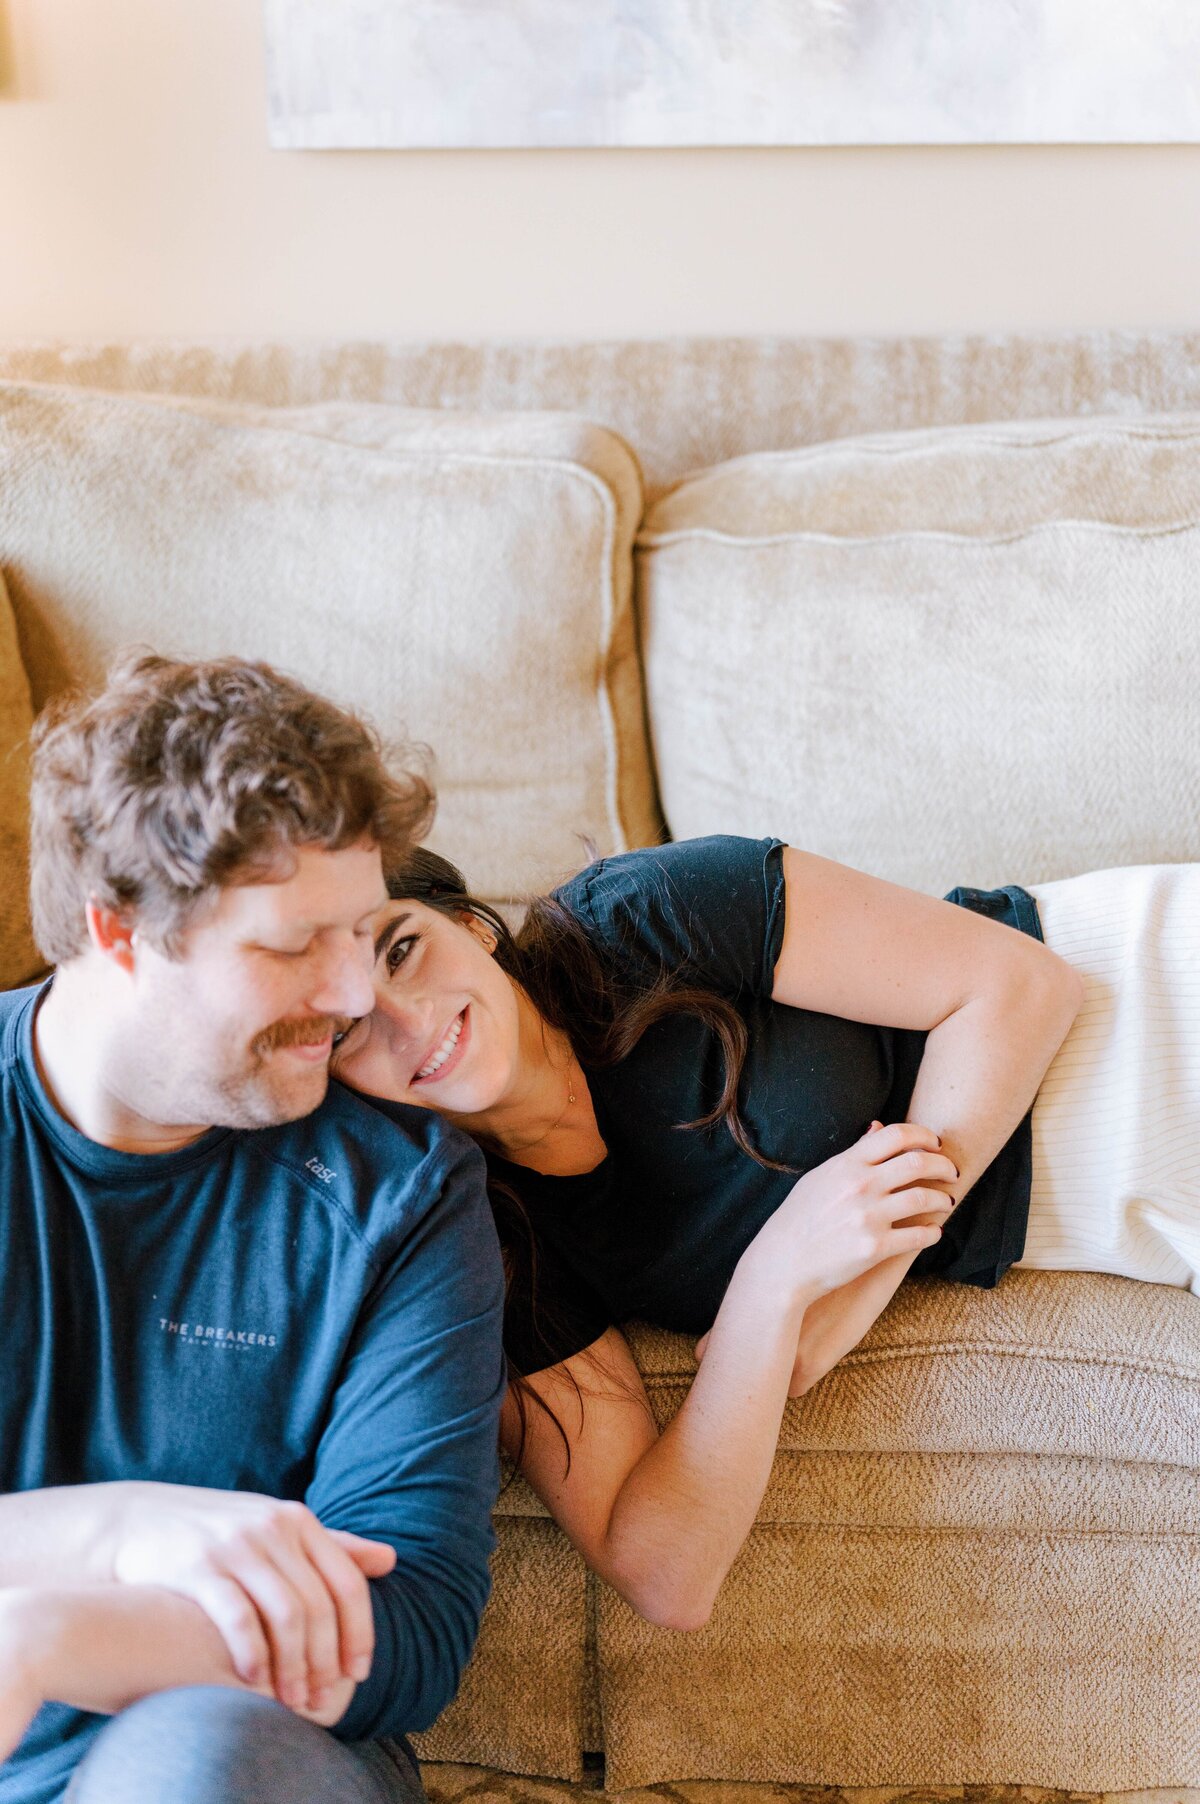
553;835;786;996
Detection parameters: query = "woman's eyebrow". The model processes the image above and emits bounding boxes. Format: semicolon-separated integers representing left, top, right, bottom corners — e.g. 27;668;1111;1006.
374;910;412;963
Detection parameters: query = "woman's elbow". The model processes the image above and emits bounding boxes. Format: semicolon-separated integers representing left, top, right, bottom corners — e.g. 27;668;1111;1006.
635;1590;715;1633
609;1566;717;1631
1043;948;1086;1032
1017;943;1085;1036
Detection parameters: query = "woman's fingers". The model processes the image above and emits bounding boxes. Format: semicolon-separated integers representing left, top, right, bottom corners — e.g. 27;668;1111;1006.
881;1185;955;1224
860;1120;942;1162
891;1222;945;1257
198;1523;391;1708
878;1146;960;1191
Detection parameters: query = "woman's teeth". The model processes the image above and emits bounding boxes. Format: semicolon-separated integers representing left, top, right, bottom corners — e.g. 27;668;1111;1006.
417;1013;463;1079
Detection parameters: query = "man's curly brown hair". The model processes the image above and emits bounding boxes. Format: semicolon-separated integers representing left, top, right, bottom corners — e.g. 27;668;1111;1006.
30;650;433;964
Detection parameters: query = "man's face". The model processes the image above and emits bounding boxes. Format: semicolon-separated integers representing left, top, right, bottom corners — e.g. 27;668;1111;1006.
118;841;387;1133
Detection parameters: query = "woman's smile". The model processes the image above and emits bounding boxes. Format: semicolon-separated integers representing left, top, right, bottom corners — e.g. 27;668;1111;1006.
411;1005;471;1086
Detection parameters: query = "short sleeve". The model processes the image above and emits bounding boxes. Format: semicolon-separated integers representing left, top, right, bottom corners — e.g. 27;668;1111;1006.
557;836;787;1001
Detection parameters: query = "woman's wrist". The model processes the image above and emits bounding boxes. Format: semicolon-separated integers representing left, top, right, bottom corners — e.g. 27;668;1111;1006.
729;1239;824;1322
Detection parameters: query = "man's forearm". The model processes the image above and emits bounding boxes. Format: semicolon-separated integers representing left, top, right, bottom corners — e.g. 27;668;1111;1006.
0;1585;352;1725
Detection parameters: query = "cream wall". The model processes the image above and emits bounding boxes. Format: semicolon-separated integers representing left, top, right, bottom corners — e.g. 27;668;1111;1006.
1;0;1198;341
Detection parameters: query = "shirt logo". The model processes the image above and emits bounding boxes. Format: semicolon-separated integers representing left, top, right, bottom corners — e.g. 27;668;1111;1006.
159;1318;278;1351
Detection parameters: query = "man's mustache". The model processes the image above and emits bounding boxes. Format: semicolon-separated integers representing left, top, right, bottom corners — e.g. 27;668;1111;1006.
252;1015;357;1055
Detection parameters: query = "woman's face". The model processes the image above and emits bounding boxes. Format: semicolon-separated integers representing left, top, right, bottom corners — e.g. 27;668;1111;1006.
330;898;523;1116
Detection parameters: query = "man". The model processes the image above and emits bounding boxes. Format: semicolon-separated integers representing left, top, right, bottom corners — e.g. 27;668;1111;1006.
0;654;507;1804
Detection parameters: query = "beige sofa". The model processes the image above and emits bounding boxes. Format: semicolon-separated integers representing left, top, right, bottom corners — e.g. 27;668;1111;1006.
2;333;1200;1794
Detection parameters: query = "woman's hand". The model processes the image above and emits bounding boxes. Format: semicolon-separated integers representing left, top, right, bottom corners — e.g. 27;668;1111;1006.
733;1119;958;1307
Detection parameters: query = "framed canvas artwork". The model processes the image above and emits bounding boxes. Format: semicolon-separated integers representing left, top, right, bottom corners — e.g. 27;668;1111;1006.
265;0;1200;150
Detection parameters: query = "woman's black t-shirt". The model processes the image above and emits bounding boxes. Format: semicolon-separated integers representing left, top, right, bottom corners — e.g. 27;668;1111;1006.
494;835;1043;1376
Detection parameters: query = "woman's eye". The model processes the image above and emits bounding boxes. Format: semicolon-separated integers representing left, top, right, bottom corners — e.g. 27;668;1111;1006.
385;933;419;976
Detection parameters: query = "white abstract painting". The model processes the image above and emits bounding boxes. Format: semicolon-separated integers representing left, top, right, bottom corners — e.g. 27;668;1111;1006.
264;0;1200;149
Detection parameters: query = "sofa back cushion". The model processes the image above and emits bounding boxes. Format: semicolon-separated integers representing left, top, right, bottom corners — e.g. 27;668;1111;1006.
638;415;1200;891
0;384;661;939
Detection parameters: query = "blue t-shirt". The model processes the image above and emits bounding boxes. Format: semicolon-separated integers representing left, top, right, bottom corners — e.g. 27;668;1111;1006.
494;836;1043;1373
0;983;506;1804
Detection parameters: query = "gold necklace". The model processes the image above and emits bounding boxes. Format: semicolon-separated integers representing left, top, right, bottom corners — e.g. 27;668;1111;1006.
500;1049;579;1157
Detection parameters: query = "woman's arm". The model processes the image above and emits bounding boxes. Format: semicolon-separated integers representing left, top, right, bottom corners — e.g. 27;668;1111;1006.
767;848;1085;1388
773;846;1083;1197
509;1121;954;1630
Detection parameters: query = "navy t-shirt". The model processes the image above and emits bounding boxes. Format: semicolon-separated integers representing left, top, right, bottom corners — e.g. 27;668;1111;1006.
0;983;507;1804
496;836;1043;1375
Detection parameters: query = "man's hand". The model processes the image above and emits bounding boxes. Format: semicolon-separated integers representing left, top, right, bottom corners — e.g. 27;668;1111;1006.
108;1483;395;1713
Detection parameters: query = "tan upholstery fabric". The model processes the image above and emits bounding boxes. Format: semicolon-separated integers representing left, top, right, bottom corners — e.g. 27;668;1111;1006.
0;382;661;915
0;572;40;989
3;331;1200;500
638;415;1200;891
597;1516;1200;1789
413;1520;592;1781
439;1273;1200;1789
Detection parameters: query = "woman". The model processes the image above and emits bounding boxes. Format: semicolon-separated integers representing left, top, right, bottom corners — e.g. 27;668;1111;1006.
331;835;1199;1630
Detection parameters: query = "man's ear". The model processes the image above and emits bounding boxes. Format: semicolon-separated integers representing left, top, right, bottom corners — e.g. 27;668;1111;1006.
84;898;139;974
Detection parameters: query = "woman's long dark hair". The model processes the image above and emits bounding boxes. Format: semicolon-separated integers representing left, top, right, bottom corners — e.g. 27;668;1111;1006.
383;844;791;1474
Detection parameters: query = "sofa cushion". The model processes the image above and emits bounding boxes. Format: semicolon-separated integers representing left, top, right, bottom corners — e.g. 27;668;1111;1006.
0;383;661;915
495;1271;1200;1524
638;414;1200;891
0;573;41;989
466;1268;1200;1789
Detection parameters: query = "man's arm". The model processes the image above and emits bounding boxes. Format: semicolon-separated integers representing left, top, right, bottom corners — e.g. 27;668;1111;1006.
305;1134;507;1741
0;1585;353;1765
0;1483;395;1711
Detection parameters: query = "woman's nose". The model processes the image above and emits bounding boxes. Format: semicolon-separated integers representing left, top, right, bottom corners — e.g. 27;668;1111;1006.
372;986;437;1045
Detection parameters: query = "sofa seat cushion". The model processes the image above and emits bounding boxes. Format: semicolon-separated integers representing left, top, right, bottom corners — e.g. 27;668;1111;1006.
0;383;661;913
638;414;1200;892
0;572;41;988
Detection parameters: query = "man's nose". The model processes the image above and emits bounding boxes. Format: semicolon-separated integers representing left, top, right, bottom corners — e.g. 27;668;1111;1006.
309;932;376;1021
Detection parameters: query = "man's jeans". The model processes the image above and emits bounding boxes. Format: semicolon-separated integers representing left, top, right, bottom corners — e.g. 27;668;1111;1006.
64;1688;426;1803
